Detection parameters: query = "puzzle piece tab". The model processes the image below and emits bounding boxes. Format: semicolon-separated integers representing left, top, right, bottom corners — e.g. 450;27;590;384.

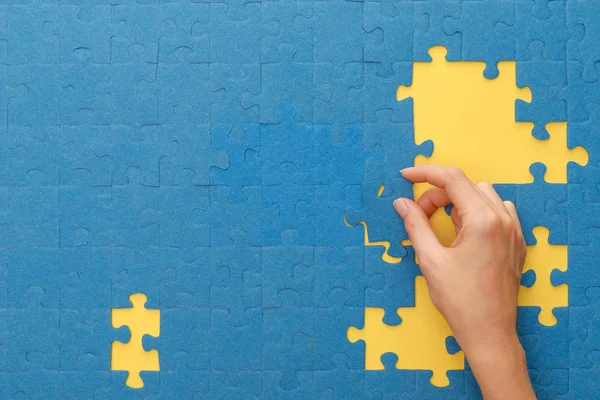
347;276;464;387
111;293;160;389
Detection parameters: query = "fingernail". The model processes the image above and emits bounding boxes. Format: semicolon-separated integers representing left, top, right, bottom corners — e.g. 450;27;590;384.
394;198;408;218
400;167;413;175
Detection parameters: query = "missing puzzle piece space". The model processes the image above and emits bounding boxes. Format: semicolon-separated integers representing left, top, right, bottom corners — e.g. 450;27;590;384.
111;293;160;389
347;276;464;388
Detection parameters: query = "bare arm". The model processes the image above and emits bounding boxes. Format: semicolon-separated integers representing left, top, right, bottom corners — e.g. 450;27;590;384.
393;165;536;400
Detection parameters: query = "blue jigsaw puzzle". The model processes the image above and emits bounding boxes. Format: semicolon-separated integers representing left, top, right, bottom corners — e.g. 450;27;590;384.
1;0;600;398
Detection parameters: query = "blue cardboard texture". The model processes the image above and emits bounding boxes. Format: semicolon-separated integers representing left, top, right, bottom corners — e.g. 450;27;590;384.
1;0;600;398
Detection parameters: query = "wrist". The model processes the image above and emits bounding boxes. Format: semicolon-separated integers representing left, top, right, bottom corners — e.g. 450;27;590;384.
464;333;536;400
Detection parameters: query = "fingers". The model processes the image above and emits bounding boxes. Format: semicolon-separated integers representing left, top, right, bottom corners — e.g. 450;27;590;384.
401;165;487;213
503;200;523;232
393;198;444;265
475;182;505;210
416;187;451;218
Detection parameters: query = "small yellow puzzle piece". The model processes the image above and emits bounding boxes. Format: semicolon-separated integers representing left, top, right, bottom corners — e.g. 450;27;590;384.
347;276;464;387
111;293;160;388
518;226;568;326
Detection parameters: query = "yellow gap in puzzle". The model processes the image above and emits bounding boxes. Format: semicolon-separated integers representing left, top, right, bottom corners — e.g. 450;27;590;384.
344;213;403;265
398;45;587;248
111;293;160;388
347;235;568;386
347;276;464;387
518;226;568;326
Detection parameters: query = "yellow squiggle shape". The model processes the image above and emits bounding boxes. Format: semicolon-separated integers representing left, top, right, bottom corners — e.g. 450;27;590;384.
343;215;402;264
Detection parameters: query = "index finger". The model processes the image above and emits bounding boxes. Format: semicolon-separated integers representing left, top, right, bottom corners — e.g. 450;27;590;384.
401;165;487;212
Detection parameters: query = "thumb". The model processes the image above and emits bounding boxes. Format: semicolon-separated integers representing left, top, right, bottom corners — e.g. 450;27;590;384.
393;198;444;267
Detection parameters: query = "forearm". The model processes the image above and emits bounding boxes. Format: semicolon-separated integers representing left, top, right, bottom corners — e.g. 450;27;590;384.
465;334;536;400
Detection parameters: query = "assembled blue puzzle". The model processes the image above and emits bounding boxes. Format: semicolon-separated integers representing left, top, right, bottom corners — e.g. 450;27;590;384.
0;0;599;398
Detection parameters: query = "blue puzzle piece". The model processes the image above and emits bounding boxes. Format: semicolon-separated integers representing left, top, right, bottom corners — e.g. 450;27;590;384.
404;370;466;400
2;368;59;400
264;290;314;391
314;123;366;187
263;230;314;308
517;307;569;370
315;245;383;309
262;173;317;247
516;41;567;140
199;185;277;247
521;270;537;288
60;307;116;373
152;308;210;372
516;163;568;245
261;104;314;186
209;62;261;150
209;308;263;372
313;62;363;136
345;179;412;259
110;2;161;64
314;353;369;399
160;362;209;400
364;109;433;183
58;352;111;400
209;122;262;200
209;2;277;66
158;2;210;65
567;0;600;82
528;368;569;399
110;183;161;248
444;0;516;78
414;0;462;62
296;0;364;65
314;288;365;371
6;1;59;65
60;63;110;126
241;45;325;124
211;228;262;327
558;352;600;400
261;0;313;63
159;246;211;310
349;61;414;124
367;353;416;399
209;371;263;400
109;371;160;400
313;184;364;247
551;61;600;123
567;286;600;370
365;246;420;326
59;247;111;309
548;184;600;246
552;227;600;306
516;0;572;61
110;247;161;309
566;102;600;178
364;1;413;76
6;286;59;371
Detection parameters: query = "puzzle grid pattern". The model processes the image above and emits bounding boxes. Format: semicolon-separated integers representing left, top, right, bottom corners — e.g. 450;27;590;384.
0;0;599;398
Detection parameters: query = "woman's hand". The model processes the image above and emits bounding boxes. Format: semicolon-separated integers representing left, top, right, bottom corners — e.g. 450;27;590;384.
393;164;536;400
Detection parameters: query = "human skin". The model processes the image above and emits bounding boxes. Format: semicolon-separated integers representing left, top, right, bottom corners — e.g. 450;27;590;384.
393;165;536;400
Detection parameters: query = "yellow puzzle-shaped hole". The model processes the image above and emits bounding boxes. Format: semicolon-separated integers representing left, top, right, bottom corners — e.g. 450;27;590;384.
347;276;464;387
111;293;160;389
518;226;568;326
398;46;587;247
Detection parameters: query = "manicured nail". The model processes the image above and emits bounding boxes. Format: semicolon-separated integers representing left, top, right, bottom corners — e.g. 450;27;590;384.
394;198;408;218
